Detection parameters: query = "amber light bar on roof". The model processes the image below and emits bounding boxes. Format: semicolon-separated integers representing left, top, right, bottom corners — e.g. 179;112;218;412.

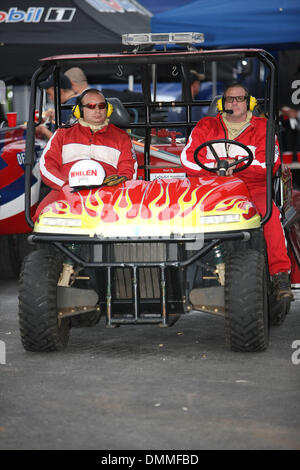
122;32;205;46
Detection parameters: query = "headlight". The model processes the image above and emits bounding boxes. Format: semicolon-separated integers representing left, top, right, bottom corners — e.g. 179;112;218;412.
200;214;240;224
42;217;82;227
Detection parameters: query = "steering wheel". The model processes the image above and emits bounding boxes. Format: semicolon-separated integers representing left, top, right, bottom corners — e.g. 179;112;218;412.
194;139;253;176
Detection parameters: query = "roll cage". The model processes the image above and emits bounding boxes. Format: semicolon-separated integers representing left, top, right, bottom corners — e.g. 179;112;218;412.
24;45;279;230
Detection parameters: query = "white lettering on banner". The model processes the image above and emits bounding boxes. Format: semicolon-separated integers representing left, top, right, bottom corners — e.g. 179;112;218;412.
291;80;300;106
44;8;76;22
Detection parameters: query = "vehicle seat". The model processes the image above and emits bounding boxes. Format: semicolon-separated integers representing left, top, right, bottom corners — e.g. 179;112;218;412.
206;95;222;117
107;97;130;127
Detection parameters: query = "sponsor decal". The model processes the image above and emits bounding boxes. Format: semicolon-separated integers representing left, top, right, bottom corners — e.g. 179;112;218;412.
16;151;25;166
0;7;75;23
0;7;44;23
70;169;98;177
85;0;146;13
0;1;146;23
44;7;76;22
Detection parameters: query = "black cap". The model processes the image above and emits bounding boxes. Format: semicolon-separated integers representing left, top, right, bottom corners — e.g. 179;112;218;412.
40;73;72;90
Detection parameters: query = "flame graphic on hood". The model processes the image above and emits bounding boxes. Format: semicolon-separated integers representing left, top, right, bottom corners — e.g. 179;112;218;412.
36;178;260;236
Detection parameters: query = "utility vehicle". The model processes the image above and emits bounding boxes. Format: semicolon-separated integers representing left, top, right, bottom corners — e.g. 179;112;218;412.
19;33;300;352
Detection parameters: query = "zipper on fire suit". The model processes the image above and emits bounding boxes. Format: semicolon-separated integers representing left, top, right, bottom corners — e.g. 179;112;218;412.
219;115;253;158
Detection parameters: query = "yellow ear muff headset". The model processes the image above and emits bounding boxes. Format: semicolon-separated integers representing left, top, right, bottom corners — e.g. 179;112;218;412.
216;85;257;113
72;88;114;119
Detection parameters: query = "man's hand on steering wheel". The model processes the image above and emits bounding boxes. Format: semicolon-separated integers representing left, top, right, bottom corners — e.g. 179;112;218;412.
214;158;237;176
194;139;253;177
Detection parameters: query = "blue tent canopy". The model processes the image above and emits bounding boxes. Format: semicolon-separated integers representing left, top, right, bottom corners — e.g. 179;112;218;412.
151;0;300;49
138;0;184;14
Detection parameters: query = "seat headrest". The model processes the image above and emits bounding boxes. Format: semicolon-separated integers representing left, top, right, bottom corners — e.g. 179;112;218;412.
206;95;222;117
107;97;130;127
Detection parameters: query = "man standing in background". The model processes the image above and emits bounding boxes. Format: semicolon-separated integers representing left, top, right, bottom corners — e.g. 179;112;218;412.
65;67;89;96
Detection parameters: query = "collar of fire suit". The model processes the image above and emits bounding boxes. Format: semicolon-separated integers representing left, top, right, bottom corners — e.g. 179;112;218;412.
78;117;109;133
221;110;252;140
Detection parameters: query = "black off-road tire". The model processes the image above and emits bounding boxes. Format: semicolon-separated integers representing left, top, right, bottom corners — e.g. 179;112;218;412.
225;249;269;352
18;249;70;352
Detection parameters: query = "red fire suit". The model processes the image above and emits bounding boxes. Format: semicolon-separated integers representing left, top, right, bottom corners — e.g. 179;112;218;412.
34;122;137;221
40;121;137;190
180;113;291;275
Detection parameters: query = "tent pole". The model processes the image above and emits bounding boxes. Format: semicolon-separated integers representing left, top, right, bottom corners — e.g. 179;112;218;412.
128;75;134;91
212;62;217;97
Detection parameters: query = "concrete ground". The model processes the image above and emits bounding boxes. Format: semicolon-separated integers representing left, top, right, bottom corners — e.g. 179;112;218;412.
0;280;299;450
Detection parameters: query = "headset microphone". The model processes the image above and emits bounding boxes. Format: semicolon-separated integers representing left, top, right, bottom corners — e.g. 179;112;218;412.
224;109;233;114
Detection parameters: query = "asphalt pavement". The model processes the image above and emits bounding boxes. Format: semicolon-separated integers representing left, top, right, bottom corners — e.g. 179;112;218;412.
0;280;300;450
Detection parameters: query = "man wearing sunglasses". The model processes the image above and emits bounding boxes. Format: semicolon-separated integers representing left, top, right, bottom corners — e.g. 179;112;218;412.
180;83;293;301
40;88;137;191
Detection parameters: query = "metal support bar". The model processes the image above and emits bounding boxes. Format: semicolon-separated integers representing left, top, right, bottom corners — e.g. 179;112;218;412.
49;239;221;270
132;266;140;322
141;64;151;181
106;316;167;325
106;266;112;327
30;230;251;246
53;66;62;128
160;266;167;326
27;233;251;271
104;264;174;327
24;64;49;229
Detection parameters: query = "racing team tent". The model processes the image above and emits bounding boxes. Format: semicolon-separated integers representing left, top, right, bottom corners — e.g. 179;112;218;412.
0;0;151;82
151;0;300;49
151;0;300;107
